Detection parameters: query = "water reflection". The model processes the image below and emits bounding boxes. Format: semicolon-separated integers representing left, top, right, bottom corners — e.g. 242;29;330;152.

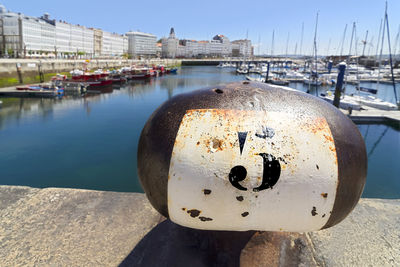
0;66;399;198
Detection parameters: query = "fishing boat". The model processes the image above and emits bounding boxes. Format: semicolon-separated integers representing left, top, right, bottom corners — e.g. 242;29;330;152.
131;67;154;79
69;70;112;88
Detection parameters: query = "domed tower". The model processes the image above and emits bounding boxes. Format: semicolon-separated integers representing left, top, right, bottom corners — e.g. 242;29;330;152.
169;27;176;39
0;4;7;14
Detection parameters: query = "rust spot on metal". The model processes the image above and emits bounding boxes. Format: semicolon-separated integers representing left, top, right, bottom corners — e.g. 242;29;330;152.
321;193;328;198
311;207;318;216
203;189;212;195
236;196;244;201
323;134;334;142
212;138;223;150
199;216;213;222
241;212;249;217
187;209;201;218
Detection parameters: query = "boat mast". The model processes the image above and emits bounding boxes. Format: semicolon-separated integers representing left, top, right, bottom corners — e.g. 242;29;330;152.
344;22;356;95
299;22;304;56
271;30;274;57
313;12;319;96
377;7;386;93
361;30;369;57
383;1;398;104
375;19;383;59
339;24;347;57
285;32;290;63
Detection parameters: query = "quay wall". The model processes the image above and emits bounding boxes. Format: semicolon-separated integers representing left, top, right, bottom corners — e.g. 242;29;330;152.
0;185;399;266
0;58;182;87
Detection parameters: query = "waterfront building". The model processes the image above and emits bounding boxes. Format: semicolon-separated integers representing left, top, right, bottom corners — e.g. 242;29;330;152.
93;29;102;57
161;27;179;58
231;39;252;57
126;31;157;58
102;31;126;57
160;28;249;58
0;4;129;58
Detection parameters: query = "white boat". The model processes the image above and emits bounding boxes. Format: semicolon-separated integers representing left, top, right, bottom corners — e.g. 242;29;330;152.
303;77;322;86
350;94;398;110
319;91;362;111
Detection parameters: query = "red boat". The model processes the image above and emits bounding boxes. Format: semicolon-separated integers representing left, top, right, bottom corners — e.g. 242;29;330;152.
130;67;155;79
69;71;112;88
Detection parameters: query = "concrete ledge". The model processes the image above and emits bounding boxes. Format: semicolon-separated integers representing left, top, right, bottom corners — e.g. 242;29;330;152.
0;186;399;266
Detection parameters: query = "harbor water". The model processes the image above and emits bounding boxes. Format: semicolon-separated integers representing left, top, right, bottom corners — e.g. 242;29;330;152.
0;66;399;198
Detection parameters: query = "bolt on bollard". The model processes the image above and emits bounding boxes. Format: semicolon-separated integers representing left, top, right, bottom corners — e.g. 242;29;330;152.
137;81;367;232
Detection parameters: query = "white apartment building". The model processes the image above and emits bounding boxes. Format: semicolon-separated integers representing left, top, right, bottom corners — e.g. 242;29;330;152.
231;39;252;57
55;21;72;54
126;31;156;58
103;31;125;56
161;29;245;58
0;5;129;58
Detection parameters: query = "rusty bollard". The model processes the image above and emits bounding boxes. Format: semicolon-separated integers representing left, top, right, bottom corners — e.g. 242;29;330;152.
137;81;367;232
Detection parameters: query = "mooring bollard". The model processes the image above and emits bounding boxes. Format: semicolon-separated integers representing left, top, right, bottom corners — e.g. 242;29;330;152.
138;81;367;232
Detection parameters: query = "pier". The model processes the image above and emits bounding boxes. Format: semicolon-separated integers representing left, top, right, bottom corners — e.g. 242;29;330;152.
0;186;398;266
342;106;400;125
0;85;60;98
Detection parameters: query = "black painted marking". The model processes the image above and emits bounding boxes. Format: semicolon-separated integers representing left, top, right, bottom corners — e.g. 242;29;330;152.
187;209;201;218
241;212;249;217
253;153;281;192
229;165;248;191
255;126;275;139
199;216;213;222
311;207;318;216
238;132;248;155
236;196;244;202
203;189;212;195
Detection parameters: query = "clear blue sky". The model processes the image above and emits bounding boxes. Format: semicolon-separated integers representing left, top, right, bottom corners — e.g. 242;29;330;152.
2;0;400;56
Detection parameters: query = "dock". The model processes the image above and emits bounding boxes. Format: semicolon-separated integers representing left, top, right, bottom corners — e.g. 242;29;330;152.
339;106;400;125
0;85;59;98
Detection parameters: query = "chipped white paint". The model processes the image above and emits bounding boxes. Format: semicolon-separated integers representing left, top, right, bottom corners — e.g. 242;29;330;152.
168;109;338;232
